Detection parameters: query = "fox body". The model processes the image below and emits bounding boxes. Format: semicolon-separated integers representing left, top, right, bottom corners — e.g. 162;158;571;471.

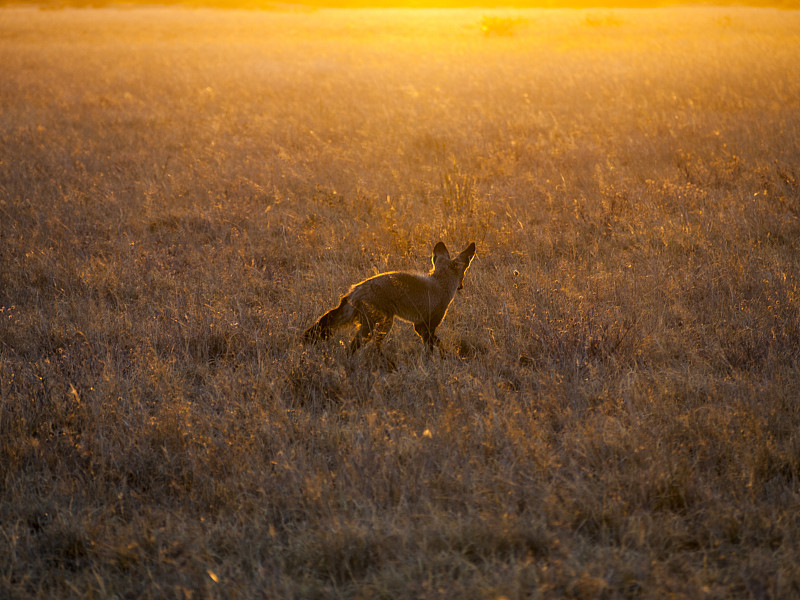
304;242;476;354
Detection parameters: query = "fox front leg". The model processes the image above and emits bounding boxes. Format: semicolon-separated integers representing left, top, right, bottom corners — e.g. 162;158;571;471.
413;322;444;354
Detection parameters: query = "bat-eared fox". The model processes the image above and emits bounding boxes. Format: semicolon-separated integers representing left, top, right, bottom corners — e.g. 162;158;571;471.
304;242;476;356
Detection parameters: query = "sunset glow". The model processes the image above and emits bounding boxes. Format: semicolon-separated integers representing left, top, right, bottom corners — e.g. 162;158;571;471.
2;2;799;597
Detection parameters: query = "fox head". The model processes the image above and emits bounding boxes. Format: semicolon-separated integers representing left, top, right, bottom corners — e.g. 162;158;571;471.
431;241;477;290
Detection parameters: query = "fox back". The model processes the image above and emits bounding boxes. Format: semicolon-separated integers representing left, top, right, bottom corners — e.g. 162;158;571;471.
303;241;476;354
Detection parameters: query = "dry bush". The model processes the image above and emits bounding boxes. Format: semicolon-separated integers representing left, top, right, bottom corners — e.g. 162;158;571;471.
480;15;528;36
1;6;799;599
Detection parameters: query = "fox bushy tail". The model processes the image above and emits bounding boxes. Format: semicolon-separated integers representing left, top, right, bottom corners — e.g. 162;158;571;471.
303;295;356;342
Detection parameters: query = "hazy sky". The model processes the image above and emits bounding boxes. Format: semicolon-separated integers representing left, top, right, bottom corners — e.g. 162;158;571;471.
9;0;800;7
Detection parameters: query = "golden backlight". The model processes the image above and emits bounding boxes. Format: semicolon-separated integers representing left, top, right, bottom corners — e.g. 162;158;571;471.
179;0;799;6
2;4;799;597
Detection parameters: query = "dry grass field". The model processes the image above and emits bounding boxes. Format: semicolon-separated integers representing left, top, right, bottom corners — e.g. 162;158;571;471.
1;5;800;598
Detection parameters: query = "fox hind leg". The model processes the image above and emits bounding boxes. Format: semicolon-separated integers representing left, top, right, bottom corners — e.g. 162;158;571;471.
349;300;375;353
372;317;393;351
350;301;392;355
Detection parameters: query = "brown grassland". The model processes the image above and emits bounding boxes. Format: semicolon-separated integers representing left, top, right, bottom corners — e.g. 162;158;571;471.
2;6;800;599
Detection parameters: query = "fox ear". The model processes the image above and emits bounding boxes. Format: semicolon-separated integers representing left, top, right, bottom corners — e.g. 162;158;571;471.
457;242;476;265
432;242;450;263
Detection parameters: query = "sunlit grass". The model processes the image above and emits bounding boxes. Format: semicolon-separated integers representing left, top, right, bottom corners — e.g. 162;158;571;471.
1;5;799;598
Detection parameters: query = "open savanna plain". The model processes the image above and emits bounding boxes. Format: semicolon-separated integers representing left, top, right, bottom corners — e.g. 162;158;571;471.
2;6;800;598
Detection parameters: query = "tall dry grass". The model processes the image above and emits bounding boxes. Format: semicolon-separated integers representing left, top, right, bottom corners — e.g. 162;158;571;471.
1;6;799;598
